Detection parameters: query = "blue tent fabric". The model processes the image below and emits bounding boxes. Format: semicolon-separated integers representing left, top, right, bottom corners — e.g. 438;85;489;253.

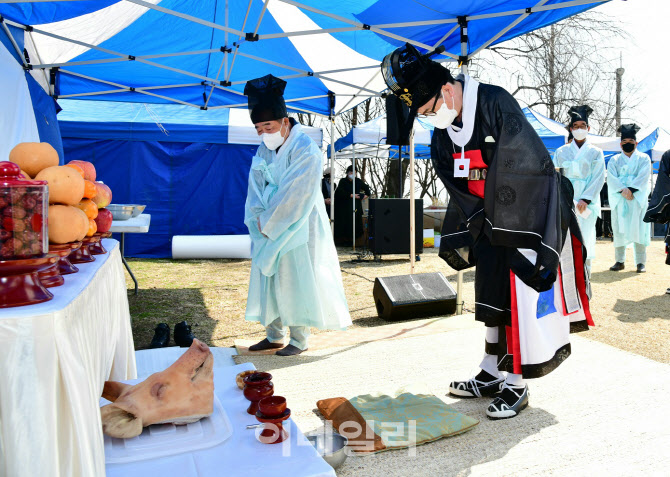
56;0;332;115
25;74;65;162
0;24;24;64
62;137;254;258
0;1;118;24
58;100;230;144
297;0;605;60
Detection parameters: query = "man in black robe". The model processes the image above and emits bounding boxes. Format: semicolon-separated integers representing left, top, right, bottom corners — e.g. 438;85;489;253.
381;44;593;419
334;165;371;246
321;167;336;217
644;149;670;294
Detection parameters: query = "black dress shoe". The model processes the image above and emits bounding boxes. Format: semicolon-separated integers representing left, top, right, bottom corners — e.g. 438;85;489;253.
248;338;284;351
449;370;505;398
276;344;307;356
174;321;196;347
610;262;625;271
636;263;646;273
149;323;170;349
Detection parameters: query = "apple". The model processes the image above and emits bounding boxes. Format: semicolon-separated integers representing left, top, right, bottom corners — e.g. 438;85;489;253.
67;160;96;181
92;182;112;208
95;208;113;233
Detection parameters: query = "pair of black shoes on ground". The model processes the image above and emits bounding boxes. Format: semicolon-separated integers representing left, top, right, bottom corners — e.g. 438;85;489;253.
150;321;195;348
610;262;645;273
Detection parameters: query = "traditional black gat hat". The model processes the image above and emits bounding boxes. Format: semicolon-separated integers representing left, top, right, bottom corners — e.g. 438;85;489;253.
244;74;288;124
381;43;450;111
619;123;641;140
567;105;593;127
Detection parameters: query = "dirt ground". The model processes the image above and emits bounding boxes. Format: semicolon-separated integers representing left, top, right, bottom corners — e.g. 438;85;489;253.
125;238;670;363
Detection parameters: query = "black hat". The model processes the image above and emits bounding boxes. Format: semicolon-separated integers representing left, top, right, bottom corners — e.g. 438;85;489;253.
381;43;451;112
244;74;288;124
619;123;640;140
567;105;593;127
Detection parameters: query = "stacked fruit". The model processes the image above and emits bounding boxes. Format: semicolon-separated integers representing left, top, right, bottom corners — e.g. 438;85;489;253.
9;143;113;245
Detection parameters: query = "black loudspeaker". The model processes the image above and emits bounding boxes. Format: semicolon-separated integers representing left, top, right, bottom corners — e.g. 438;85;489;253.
368;199;423;255
385;94;412;146
373;272;457;321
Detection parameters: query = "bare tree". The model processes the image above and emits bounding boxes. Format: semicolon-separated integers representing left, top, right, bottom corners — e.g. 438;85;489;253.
472;11;642;135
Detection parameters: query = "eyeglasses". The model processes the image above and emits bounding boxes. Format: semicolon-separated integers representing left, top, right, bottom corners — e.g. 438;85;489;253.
417;91;442;118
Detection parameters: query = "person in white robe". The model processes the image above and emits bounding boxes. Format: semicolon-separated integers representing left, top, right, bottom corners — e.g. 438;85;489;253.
243;74;351;356
553;105;605;273
607;123;652;273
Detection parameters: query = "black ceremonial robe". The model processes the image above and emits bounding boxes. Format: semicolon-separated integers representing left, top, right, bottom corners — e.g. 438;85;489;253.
644;149;670;265
334;177;370;245
432;78;592;378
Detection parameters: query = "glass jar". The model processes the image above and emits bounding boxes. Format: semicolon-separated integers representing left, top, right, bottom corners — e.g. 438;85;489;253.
0;161;48;259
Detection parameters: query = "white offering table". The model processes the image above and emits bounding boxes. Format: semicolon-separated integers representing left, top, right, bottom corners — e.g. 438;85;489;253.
0;239;137;477
106;349;336;477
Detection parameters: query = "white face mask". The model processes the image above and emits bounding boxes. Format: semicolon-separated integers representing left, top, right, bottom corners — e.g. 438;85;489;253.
347;173;354;180
262;121;287;150
426;91;459;130
572;128;588;141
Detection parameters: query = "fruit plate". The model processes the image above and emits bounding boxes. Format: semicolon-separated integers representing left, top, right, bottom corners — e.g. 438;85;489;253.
100;380;232;464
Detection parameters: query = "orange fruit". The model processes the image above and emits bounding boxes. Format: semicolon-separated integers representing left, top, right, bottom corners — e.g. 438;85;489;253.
83;180;97;199
74;199;99;219
65;163;85;178
87;218;97;237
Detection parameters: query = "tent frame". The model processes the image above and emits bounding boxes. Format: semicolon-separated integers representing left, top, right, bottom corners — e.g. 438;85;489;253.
1;0;611;316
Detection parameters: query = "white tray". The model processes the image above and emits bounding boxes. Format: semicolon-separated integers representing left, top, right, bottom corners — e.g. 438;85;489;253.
101;380;232;464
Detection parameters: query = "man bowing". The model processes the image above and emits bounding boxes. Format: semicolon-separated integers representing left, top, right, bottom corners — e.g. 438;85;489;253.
243;74;351;356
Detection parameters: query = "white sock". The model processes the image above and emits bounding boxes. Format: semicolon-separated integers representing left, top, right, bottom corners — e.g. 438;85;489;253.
485;327;499;343
479;354;501;378
506;373;526;387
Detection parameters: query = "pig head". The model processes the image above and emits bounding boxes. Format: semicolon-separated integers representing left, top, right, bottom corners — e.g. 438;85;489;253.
100;339;214;438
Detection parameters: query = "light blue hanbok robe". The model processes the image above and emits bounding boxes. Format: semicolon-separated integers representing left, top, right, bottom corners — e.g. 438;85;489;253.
553;140;605;259
607;149;652;248
244;123;351;330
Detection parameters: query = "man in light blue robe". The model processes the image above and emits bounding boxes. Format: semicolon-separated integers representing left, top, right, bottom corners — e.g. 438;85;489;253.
243;74;351;356
553;105;605;273
607;123;652;273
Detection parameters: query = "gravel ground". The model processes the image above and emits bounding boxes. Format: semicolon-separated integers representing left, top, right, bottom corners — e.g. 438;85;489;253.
125;238;670;363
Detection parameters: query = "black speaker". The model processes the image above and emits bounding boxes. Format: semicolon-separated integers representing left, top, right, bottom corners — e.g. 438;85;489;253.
385;94;412;146
368;199;423;255
373;272;457;321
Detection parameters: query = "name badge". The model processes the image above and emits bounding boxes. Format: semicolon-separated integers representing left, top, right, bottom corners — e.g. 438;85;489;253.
454;157;470;178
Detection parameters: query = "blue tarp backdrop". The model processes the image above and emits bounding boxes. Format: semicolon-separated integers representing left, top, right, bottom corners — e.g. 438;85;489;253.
58;101;255;258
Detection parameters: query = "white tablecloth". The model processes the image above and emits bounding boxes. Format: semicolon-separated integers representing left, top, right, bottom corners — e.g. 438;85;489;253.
107;350;335;477
0;239;137;477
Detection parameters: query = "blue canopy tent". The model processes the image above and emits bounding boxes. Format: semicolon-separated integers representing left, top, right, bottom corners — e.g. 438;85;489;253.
57;99;322;257
1;0;613;262
638;127;670;173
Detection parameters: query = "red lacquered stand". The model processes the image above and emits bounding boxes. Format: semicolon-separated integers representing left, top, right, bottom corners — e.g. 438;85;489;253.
70;236;96;264
90;232;112;255
255;409;291;444
52;242;81;275
0;255;59;308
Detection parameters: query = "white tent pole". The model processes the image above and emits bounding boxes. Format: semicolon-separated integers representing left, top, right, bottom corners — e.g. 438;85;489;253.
409;130;416;274
432;24;460;49
335;70;382;116
224;0;229;80
253;0;272;35
455;25;469;315
330;116;336;235
225;0;254;83
0;20;28;68
352;144;356;251
469;0;549;58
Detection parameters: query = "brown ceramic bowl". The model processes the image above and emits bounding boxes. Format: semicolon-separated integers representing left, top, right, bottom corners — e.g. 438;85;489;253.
259;396;287;416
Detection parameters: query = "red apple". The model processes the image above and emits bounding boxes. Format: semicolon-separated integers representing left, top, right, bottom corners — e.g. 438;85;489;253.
67;160;96;181
92;182;112;208
95;208;113;233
